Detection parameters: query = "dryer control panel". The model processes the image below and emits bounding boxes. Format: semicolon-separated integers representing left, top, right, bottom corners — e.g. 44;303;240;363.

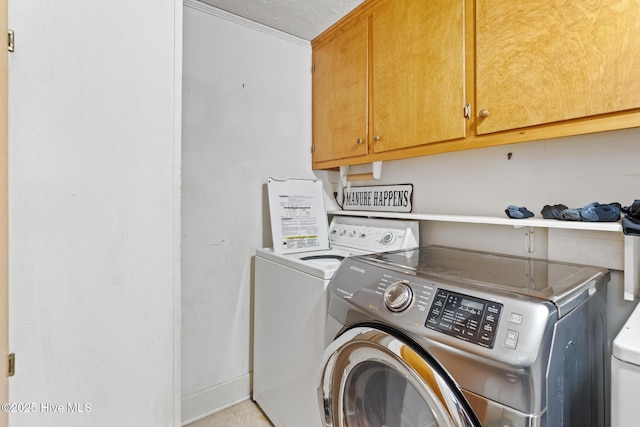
425;289;503;349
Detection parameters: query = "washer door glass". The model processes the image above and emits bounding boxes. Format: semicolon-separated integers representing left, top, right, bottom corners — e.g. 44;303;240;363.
319;327;478;427
344;360;438;427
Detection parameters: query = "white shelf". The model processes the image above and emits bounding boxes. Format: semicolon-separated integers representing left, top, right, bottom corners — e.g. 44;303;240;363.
327;210;623;232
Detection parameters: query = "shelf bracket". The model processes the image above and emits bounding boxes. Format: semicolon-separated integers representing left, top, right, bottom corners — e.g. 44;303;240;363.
524;226;535;253
624;235;640;301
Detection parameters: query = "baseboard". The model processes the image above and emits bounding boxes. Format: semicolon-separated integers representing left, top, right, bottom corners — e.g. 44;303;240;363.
181;374;251;425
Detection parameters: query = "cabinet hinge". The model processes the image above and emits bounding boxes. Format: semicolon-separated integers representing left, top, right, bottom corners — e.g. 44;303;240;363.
8;353;15;377
311;143;315;153
7;30;14;52
463;103;471;120
312;63;316;73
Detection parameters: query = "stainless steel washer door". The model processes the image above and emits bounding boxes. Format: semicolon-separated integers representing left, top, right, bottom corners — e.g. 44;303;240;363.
319;327;479;427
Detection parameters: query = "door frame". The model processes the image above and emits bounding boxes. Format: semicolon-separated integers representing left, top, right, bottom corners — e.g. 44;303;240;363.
1;0;9;424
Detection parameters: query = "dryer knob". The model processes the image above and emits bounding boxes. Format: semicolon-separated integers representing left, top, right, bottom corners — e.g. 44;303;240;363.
384;281;413;312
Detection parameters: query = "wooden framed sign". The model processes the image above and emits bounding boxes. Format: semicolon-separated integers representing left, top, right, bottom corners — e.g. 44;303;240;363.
342;184;413;212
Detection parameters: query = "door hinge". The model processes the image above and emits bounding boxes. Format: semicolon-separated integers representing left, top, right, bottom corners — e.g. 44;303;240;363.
7;30;14;52
8;353;15;377
311;63;316;73
463;103;471;120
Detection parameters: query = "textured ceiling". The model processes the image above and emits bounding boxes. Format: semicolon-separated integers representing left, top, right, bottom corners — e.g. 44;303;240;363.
197;0;366;41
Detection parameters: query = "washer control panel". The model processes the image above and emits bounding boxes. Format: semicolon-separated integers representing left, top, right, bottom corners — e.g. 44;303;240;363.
333;251;562;364
328;216;419;252
425;289;503;349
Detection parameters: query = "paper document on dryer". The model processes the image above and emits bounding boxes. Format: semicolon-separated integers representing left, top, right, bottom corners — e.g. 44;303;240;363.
267;177;329;254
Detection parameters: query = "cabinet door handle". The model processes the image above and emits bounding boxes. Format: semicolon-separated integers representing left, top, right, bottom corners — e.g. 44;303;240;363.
356;138;364;144
479;109;490;118
373;135;382;141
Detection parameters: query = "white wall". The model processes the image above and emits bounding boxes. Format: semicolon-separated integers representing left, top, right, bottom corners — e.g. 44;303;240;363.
382;128;640;217
324;127;640;217
181;1;313;423
8;1;182;426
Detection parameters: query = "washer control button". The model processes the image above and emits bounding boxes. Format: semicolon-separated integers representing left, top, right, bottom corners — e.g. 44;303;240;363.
504;330;519;350
509;313;524;325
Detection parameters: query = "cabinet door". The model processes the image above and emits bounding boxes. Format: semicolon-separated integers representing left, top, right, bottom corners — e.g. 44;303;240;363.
476;0;640;135
312;16;369;163
371;0;466;153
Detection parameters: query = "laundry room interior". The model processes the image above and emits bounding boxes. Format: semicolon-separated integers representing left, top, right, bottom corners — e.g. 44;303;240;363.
5;0;640;426
182;1;640;426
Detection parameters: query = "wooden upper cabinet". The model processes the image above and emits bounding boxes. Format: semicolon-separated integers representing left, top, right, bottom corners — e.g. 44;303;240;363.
312;15;369;163
372;0;466;152
311;0;466;165
311;0;640;169
476;0;640;135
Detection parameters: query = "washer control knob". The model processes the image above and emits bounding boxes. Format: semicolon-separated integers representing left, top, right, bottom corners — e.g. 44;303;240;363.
384;281;413;312
381;232;395;245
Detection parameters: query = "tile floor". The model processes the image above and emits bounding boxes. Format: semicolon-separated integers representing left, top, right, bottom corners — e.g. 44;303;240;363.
186;400;274;427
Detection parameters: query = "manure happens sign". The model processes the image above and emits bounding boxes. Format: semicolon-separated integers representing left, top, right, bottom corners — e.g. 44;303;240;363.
342;184;413;212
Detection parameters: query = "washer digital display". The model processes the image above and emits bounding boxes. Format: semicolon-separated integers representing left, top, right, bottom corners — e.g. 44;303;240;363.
425;289;503;348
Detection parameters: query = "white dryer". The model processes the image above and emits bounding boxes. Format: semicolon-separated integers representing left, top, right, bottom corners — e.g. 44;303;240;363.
253;216;419;427
611;301;640;427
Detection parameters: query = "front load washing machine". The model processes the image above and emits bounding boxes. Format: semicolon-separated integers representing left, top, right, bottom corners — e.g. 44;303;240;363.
320;246;610;427
253;216;419;427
